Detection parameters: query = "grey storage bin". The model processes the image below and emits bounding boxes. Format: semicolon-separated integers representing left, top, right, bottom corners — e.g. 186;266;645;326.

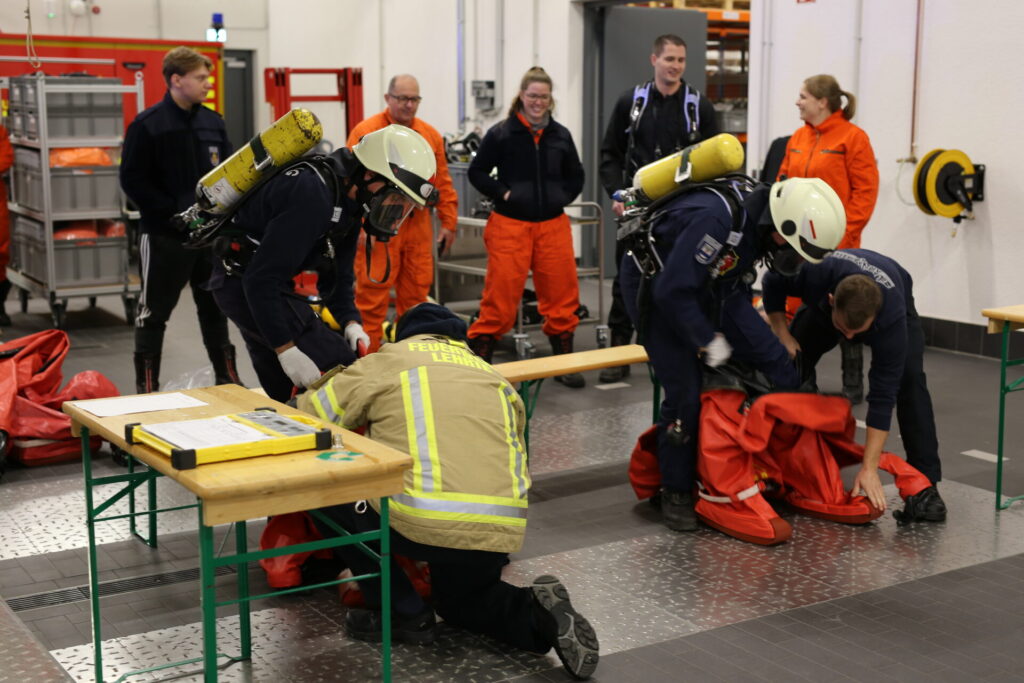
437;267;485;303
7;110;23;138
12;215;46;242
449;162;489;218
11;75;124;139
17;236;127;287
15;165;121;214
446;220;486;259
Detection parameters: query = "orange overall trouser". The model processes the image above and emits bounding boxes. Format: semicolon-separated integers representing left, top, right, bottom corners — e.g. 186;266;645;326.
354;208;435;352
468;212;579;339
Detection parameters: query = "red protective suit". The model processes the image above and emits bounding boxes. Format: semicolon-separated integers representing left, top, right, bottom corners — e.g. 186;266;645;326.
0;330;119;466
468;212;580;338
629;388;932;545
346;112;458;352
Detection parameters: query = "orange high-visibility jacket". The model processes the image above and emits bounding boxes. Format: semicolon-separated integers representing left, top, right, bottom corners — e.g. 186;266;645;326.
777;110;879;249
346;111;459;235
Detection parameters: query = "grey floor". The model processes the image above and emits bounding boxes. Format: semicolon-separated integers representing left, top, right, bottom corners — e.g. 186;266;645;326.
3;278;1024;682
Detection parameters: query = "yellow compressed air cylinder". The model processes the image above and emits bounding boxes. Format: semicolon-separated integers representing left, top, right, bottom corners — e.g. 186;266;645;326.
195;108;323;213
631;133;745;203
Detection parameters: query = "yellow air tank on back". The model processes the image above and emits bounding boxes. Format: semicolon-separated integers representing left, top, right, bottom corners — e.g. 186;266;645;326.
630;133;745;205
195;108;323;213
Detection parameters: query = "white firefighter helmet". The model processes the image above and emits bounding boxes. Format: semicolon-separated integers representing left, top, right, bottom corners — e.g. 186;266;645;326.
352;124;437;207
768;177;846;263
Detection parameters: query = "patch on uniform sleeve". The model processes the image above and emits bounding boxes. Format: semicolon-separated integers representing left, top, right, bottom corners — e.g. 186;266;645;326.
209;146;220;166
714;248;739;277
695;234;724;265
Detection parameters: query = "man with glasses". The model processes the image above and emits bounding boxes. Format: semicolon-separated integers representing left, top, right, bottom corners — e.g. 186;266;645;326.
597;34;719;384
346;74;459;351
121;46;239;394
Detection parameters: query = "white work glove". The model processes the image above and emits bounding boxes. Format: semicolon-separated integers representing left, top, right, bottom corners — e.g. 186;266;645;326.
278;346;322;389
703;333;733;367
344;322;371;354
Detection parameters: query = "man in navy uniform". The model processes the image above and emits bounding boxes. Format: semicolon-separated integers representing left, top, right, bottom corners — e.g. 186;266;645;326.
620;178;846;531
121;46;237;394
762;248;947;521
209;125;437;402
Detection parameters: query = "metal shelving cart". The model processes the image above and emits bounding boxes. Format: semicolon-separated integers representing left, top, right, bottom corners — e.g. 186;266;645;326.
433;201;608;360
5;72;144;329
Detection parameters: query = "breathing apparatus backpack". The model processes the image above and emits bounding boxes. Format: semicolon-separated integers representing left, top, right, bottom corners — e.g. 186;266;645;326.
615;133;749;280
175;108;324;248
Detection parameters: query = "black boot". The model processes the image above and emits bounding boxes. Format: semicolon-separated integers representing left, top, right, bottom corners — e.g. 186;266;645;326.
598;330;633;383
0;280;12;327
209;344;244;386
133;352;160;394
841;339;864;405
468;334;496;363
894;485;947;525
549;332;585;389
661;488;697;531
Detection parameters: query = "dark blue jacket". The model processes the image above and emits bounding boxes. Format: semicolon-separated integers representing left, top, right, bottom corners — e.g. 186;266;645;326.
622;183;765;348
468;114;585;222
210;162;361;350
762;249;914;431
120;92;233;237
599;79;719;195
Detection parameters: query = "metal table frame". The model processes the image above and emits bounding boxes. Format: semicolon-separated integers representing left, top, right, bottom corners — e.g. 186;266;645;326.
68;387;406;682
982;306;1024;510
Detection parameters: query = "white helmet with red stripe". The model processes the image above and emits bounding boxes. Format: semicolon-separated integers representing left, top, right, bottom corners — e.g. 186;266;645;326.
768;178;845;263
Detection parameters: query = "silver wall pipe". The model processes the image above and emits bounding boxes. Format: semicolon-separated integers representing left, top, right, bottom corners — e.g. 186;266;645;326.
457;0;466;129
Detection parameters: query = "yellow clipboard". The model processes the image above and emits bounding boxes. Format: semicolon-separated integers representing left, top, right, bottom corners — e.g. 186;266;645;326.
125;408;334;469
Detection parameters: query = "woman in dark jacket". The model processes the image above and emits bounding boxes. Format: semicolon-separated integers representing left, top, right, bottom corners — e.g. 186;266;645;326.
466;67;586;387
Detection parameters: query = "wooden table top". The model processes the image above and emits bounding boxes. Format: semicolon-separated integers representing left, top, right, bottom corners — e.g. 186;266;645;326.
63;384;412;525
495;344;648;383
981;305;1024;333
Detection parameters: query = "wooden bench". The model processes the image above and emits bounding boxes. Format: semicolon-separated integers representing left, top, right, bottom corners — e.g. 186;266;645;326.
494;344;654;447
981;305;1024;510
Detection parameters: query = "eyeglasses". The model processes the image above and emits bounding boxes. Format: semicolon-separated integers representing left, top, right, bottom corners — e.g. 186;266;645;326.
523;93;551;102
388;94;422;104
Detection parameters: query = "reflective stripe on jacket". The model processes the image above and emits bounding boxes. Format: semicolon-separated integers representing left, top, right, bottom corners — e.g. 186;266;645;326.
296;334;529;552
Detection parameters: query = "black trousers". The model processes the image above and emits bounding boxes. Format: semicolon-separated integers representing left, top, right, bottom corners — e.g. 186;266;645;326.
313;503;550;654
607;240;634;342
135;233;230;356
789;302;942;483
212;273;355;403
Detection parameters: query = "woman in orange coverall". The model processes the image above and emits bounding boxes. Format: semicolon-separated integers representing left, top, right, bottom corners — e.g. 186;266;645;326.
0;125;13;326
777;74;879;403
466;67;586;387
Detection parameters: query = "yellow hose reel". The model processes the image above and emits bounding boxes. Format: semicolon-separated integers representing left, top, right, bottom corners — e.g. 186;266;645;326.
912;149;985;223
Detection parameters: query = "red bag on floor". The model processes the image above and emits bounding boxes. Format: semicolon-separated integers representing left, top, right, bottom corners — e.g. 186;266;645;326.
0;330;119;466
258;511;432;603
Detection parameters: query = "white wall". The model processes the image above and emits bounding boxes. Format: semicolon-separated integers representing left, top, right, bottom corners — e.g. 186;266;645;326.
749;0;1021;326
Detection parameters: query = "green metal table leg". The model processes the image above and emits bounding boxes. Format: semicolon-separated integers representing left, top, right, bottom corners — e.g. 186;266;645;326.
147;468;158;546
517;378;544;453
82;426;105;683
236;521;251;660
127;454;137;539
995;321;1024;510
198;504;219;682
997;322;1009;510
379;496;392;683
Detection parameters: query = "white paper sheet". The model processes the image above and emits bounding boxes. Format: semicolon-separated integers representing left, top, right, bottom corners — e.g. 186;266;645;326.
142;416;272;450
76;393;208;417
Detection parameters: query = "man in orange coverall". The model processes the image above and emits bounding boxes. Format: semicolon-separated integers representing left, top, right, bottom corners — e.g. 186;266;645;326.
0;125;14;326
346;74;459;351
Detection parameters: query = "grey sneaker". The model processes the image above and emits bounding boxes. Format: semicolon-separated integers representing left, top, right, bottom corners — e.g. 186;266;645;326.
531;575;599;679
